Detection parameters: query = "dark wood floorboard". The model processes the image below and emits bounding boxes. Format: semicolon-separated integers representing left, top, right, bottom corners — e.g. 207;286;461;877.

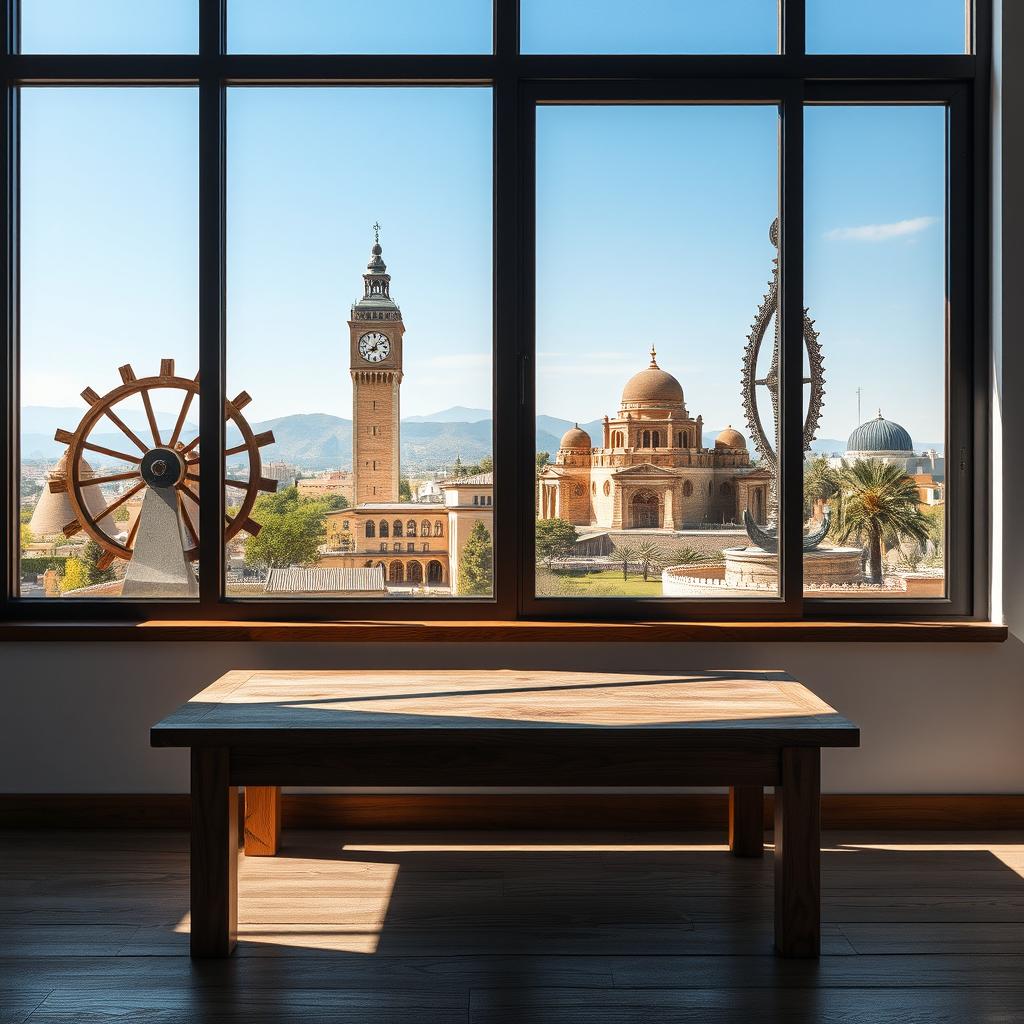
2;829;1024;1023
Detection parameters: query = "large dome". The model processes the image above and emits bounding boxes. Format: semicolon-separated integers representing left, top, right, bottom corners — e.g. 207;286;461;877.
715;426;747;450
559;424;592;450
847;411;913;453
621;348;684;407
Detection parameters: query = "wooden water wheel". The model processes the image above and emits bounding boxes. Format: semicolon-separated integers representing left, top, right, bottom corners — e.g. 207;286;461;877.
50;359;277;570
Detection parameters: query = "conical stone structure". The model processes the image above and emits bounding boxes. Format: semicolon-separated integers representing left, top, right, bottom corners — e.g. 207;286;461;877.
29;451;118;540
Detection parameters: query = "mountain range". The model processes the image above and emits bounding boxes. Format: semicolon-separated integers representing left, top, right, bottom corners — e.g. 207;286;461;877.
20;405;942;471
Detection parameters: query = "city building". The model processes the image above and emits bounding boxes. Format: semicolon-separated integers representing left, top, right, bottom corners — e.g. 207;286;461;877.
297;470;353;504
829;411;945;504
317;233;493;593
262;461;298;489
537;348;770;530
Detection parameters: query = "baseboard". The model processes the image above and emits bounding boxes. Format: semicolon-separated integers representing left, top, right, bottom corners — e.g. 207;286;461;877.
3;793;1023;830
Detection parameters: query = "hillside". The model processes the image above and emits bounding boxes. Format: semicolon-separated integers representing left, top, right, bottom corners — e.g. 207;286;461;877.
20;405;943;471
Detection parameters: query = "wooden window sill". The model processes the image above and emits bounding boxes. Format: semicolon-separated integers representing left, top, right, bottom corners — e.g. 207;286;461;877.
0;619;1007;642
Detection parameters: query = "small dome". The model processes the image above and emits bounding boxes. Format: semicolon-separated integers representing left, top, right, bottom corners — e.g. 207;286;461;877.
559;424;592;450
715;425;747;450
621;347;684;407
847;410;913;453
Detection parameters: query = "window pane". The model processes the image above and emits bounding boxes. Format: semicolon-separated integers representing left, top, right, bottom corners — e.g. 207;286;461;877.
804;106;947;598
228;0;491;53
227;88;493;599
19;89;198;599
521;0;777;54
807;0;966;54
21;1;198;53
535;105;779;600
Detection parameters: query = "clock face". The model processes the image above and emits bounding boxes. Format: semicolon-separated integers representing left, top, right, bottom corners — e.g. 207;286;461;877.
358;331;391;363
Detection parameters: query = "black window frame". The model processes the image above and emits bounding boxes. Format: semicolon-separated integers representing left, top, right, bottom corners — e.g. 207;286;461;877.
0;0;990;625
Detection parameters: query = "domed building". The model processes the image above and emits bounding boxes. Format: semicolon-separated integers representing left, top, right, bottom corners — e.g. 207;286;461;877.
846;410;914;464
29;451;118;541
538;349;770;530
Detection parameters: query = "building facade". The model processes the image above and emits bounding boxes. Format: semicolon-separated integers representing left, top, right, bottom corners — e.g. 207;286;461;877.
537;349;769;530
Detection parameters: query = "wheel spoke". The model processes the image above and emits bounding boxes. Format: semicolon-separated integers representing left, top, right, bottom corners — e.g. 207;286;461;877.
179;435;200;456
78;470;142;487
180;482;233;527
102;408;150;455
140;388;163;448
168;389;195;448
91;480;146;523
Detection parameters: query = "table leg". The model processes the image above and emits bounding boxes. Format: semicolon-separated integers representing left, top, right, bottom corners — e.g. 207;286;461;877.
244;786;282;856
729;785;764;857
774;747;821;957
190;747;237;958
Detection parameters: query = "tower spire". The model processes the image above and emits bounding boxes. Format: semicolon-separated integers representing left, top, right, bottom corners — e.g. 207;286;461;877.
649;344;658;367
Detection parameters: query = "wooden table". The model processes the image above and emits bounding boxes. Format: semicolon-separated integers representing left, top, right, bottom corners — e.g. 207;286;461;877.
151;669;859;959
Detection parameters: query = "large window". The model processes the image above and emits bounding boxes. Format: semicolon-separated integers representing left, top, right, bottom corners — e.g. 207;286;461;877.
0;0;987;624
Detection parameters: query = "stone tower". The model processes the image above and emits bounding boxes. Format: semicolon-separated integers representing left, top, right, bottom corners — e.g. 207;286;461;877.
349;226;405;504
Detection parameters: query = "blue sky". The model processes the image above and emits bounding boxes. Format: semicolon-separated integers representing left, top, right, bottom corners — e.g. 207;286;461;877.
20;0;966;55
19;2;952;449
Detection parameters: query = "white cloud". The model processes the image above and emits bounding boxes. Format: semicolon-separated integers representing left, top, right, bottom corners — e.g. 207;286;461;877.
825;216;938;242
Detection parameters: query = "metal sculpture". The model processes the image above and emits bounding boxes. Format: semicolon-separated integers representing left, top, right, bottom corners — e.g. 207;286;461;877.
741;218;826;527
51;359;276;571
743;506;831;555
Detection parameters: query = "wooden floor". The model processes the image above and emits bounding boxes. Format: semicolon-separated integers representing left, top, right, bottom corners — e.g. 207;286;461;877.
3;828;1024;1022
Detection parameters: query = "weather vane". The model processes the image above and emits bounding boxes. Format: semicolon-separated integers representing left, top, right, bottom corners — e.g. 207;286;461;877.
372;221;381;244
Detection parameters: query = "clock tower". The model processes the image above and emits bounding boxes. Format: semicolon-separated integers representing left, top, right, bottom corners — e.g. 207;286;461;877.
349;225;405;504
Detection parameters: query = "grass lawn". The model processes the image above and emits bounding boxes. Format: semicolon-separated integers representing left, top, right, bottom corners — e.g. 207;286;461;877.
537;568;665;597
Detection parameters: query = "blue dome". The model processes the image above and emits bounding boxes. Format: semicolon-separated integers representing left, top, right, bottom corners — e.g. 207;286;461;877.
847;411;913;453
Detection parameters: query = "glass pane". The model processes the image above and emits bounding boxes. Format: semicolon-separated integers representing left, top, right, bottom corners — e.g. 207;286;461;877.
804;106;947;598
19;89;199;599
807;0;966;54
227;88;493;599
21;1;198;54
228;0;491;53
521;0;778;54
535;105;780;600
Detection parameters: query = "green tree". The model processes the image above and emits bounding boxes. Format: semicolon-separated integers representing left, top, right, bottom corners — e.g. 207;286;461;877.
244;486;327;569
831;459;930;584
458;521;493;596
399;477;412;501
535;451;550;473
323;493;349;511
535;517;578;568
804;455;839;521
60;557;89;593
20;522;33;550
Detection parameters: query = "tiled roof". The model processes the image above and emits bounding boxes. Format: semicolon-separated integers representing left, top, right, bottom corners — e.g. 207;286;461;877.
440;472;494;486
264;565;386;593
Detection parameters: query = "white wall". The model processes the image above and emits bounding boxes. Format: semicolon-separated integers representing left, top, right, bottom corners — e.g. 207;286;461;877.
1;638;1022;794
2;4;1022;799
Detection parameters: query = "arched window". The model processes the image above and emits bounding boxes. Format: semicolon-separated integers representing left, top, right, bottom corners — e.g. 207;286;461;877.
642;430;650;448
365;520;375;538
407;561;423;584
389;561;404;583
393;520;403;537
421;519;431;538
434;520;444;537
407;519;416;537
379;520;389;538
708;481;713;495
682;480;693;497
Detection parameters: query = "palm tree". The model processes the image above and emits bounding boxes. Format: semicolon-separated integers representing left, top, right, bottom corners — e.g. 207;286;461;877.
611;542;640;581
831;459;930;584
635;540;670;582
804;455;839;521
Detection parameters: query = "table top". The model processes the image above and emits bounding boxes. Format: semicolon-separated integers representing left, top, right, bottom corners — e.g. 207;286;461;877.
151;669;859;748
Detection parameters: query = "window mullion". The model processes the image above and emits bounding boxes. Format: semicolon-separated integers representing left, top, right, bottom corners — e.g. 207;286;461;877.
780;83;805;614
197;0;225;612
781;0;806;57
